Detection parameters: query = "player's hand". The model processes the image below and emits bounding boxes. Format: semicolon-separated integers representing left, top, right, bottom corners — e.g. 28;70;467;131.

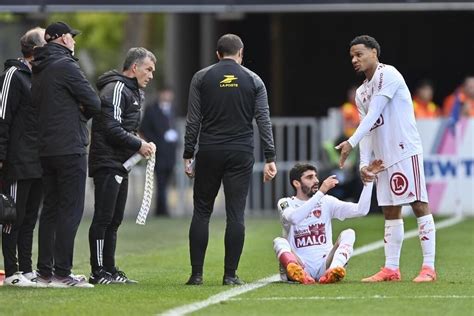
335;140;353;169
184;158;195;178
319;175;339;194
361;159;385;184
360;166;376;184
139;141;154;158
367;159;385;175
263;162;277;182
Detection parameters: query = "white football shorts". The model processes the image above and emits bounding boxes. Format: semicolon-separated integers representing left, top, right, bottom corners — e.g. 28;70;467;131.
376;154;429;206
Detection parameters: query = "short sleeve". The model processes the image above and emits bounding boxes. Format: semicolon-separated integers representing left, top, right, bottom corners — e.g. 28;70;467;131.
374;66;402;100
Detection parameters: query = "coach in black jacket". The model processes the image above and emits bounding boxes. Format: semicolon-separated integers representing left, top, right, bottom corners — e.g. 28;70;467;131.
183;34;277;286
31;22;100;287
88;47;156;285
0;27;45;287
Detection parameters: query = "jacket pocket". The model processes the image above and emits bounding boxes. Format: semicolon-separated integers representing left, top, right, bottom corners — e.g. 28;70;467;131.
79;115;90;147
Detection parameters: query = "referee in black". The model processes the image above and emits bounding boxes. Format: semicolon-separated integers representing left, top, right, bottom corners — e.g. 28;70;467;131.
183;34;277;286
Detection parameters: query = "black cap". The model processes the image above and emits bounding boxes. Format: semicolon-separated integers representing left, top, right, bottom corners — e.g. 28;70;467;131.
44;21;80;42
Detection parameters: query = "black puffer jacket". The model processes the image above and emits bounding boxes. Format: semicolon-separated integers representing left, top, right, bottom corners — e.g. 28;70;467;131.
0;59;41;181
31;42;101;157
88;70;143;177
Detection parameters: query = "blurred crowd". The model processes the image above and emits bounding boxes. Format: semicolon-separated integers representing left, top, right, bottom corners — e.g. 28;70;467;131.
343;75;474;123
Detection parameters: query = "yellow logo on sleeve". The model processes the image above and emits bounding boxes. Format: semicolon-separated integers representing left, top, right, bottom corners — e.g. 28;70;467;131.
220;75;238;87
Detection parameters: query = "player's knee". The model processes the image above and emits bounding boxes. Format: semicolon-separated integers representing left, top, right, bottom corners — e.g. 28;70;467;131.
273;237;285;247
273;237;289;253
411;201;430;217
341;228;356;243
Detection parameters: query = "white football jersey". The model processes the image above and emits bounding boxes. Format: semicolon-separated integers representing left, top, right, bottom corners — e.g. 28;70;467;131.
277;195;355;271
355;63;423;167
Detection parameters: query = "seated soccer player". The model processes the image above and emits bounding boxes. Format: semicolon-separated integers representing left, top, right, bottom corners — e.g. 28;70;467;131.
273;160;383;284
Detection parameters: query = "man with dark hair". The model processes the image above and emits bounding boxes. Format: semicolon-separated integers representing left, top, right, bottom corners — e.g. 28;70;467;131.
184;33;277;285
336;35;437;282
0;27;46;287
88;47;156;285
32;21;101;288
273;160;382;284
350;35;381;58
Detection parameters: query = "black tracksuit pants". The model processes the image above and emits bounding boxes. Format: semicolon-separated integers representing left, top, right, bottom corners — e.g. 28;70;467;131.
2;178;42;277
189;150;254;276
88;169;128;273
37;154;87;278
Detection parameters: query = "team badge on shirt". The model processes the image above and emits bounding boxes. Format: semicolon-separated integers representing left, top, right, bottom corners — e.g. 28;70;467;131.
279;201;290;210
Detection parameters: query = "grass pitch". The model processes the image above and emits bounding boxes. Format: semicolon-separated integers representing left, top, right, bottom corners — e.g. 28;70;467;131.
0;215;472;316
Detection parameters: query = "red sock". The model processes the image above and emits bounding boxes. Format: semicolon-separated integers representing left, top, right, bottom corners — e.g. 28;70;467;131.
279;252;298;268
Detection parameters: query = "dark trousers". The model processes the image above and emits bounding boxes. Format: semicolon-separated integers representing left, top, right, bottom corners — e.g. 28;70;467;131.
37;154;87;277
89;170;128;273
155;168;173;216
189;150;254;275
2;178;42;277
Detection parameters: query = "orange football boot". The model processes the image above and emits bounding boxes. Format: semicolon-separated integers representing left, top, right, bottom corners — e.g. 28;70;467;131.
362;267;401;282
413;266;436;283
319;266;346;284
286;262;315;284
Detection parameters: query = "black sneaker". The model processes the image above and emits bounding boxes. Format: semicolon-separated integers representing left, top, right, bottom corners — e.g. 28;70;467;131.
185;273;203;285
89;269;114;285
223;275;245;285
109;270;138;284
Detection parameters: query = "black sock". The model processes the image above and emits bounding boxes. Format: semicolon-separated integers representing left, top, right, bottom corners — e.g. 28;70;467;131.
192;265;203;276
224;269;235;278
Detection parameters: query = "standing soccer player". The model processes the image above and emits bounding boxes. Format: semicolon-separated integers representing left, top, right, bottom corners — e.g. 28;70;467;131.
336;35;436;282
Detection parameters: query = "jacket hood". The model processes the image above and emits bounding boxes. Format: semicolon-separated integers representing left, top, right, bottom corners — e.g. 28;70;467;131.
31;42;74;74
97;70;139;91
4;58;30;73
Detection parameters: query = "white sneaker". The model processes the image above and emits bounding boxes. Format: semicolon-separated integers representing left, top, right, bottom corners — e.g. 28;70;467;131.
50;273;94;288
23;271;38;282
4;271;37;287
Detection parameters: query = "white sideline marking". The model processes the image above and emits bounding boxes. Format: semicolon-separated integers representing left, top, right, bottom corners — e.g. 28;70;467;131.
230;295;474;301
159;216;463;316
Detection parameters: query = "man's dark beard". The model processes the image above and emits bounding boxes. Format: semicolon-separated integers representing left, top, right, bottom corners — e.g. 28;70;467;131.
301;184;316;198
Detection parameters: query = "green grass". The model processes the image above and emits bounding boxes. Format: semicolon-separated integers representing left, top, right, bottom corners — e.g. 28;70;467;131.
0;215;473;316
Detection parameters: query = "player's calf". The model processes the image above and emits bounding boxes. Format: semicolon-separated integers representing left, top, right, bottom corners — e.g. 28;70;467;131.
273;237;315;284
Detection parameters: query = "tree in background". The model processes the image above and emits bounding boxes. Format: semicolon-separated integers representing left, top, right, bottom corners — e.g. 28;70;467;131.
47;13;165;87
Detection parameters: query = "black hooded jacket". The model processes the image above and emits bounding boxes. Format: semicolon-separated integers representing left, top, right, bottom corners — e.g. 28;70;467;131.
88;70;143;177
31;42;101;157
0;59;42;181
